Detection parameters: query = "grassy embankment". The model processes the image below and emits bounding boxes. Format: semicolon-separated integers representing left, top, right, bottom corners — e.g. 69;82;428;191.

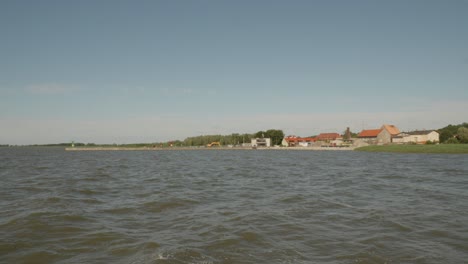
355;144;468;154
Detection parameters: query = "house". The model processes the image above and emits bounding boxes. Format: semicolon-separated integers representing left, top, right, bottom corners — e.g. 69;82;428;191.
251;138;271;147
283;133;344;147
282;136;317;147
393;130;440;144
316;133;341;141
313;133;343;147
358;124;400;144
377;124;400;144
357;129;381;144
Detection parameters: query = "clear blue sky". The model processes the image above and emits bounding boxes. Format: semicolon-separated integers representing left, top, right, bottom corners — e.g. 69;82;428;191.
1;0;467;144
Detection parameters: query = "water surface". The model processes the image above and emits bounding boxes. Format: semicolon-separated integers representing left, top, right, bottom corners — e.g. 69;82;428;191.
1;148;467;263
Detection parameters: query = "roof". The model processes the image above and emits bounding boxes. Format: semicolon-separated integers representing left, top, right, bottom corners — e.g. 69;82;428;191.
316;133;341;140
358;129;382;138
382;124;400;135
284;136;317;142
406;130;437;136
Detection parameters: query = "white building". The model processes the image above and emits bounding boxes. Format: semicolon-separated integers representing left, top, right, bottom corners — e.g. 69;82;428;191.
393;130;439;144
251;138;271;147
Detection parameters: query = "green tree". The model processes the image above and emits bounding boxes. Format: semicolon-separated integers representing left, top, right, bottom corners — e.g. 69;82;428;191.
446;137;459;144
438;123;468;143
439;130;453;143
253;129;285;146
255;131;266;138
265;129;285;146
457;127;468;143
182;133;254;146
240;133;253;144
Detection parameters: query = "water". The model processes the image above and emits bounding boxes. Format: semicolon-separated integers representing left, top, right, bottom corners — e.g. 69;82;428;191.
1;148;467;263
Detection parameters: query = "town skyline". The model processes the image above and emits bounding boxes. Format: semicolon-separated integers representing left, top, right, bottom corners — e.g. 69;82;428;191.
1;1;467;145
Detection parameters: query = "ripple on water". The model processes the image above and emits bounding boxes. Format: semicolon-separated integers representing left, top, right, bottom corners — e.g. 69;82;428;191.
152;248;220;264
102;207;137;215
277;193;306;204
238;231;261;243
1;148;468;263
75;188;102;195
45;196;61;203
4;212;90;235
78;197;104;204
12;250;63;264
335;250;394;264
78;231;124;247
140;199;198;213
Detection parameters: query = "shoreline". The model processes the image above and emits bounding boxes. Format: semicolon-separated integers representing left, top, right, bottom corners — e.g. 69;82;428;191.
64;145;468;153
65;146;356;151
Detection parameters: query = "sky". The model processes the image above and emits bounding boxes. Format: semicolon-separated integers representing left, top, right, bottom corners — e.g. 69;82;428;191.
1;0;467;144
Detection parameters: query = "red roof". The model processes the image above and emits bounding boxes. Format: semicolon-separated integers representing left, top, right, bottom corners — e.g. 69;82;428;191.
381;124;400;135
358;129;382;138
316;133;341;140
285;136;317;142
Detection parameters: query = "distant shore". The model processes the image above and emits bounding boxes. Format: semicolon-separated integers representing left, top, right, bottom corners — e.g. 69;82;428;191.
64;145;468;153
65;146;356;151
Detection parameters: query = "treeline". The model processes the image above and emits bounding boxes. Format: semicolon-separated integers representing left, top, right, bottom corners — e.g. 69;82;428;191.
22;143;79;147
182;129;285;146
438;123;468;143
26;142;165;148
183;133;254;146
22;129;285;148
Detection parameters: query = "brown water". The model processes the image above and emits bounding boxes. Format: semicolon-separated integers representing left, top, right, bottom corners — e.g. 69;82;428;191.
1;148;467;263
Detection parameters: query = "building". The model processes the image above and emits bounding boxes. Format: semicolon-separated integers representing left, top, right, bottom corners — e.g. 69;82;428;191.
282;136;317;147
282;136;316;147
316;133;341;141
393;130;440;144
251;138;271;147
357;129;381;143
343;127;352;141
358;124;400;144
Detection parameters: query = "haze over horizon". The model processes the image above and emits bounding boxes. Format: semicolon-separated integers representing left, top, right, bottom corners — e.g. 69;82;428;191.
1;1;467;145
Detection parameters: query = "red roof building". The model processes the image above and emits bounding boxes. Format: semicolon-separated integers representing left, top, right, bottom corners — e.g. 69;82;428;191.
316;133;341;141
382;124;400;136
283;136;317;147
357;124;401;144
358;129;382;138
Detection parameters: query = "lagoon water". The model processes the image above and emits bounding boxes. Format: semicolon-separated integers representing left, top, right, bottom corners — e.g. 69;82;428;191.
1;147;467;263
